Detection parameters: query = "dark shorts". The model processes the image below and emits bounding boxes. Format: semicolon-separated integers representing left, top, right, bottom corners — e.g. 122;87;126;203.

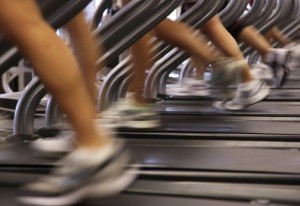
227;19;248;38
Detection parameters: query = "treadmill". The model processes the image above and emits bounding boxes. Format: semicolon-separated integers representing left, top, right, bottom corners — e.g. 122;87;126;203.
2;0;300;205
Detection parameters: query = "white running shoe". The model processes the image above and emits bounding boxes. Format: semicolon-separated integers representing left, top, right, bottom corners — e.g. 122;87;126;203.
215;79;270;111
167;78;210;96
250;63;275;86
100;97;160;129
19;139;137;206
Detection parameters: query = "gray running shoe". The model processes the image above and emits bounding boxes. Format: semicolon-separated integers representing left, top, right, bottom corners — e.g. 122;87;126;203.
210;58;246;87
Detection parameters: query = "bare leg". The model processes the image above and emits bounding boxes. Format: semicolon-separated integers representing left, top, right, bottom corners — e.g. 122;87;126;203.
192;57;208;80
201;15;253;83
265;26;292;47
0;0;106;148
65;12;103;105
153;18;222;81
121;0;154;105
238;25;272;59
127;33;153;104
153;19;219;64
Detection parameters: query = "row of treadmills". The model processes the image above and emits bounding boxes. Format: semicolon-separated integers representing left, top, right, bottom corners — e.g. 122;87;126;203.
1;0;300;205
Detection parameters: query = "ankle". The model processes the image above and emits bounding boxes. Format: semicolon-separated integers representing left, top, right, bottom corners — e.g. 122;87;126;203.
240;71;254;83
133;95;151;106
76;136;109;149
76;127;113;149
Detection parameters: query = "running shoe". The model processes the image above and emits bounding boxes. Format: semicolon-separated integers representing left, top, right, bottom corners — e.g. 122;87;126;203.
215;79;270;111
167;78;210;96
19;139;137;206
100;97;160;129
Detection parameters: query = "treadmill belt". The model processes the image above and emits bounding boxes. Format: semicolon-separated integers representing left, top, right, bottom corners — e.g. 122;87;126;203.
126;138;300;149
283;79;300;89
2;143;300;174
2;171;300;205
129;180;300;205
163;88;300;101
156;100;300;117
0;186;266;206
155;115;300;135
130;145;300;174
267;89;300;100
1;170;300;206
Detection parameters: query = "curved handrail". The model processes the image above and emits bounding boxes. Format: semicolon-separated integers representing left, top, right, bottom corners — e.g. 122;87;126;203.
150;0;209;63
97;0;182;66
258;0;287;34
253;0;277;28
221;0;249;27
239;0;265;26
90;0;113;28
242;0;288;57
279;0;300;41
96;1;157;53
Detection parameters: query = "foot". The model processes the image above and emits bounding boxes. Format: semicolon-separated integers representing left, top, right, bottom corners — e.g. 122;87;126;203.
100;97;160;129
215;79;270;111
31;123;115;157
31;131;75;157
19;139;137;206
210;58;246;87
263;48;292;88
284;42;300;71
250;63;274;86
167;78;210;96
251;63;273;80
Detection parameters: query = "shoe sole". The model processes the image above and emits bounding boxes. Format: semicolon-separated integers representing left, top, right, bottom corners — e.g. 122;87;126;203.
122;120;161;129
242;86;270;107
102;119;161;129
168;90;210;97
213;101;226;110
18;167;138;206
168;93;210;97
